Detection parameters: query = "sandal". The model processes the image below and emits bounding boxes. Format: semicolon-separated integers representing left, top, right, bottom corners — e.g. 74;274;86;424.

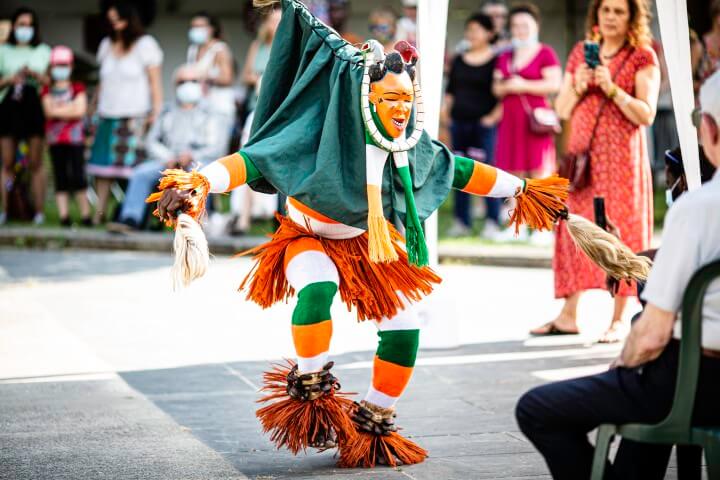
597;323;626;344
530;321;579;336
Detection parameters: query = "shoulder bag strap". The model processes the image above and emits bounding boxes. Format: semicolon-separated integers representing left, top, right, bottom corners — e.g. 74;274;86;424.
585;45;634;151
510;48;535;115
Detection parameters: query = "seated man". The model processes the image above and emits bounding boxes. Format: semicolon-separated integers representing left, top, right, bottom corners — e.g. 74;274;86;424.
606;144;716;298
108;65;222;232
515;71;720;480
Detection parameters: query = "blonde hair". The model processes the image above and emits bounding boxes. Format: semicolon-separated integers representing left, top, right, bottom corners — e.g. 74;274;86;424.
565;214;652;282
585;0;652;47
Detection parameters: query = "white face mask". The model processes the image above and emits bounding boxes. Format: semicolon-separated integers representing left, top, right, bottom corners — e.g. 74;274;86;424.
176;81;203;105
665;177;682;207
188;27;209;45
14;26;35;44
51;66;72;81
511;33;538;49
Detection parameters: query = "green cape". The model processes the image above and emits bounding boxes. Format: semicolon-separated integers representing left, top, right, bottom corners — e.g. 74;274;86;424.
243;0;454;229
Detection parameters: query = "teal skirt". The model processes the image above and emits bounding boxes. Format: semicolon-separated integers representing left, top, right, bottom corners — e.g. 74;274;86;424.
88;116;147;178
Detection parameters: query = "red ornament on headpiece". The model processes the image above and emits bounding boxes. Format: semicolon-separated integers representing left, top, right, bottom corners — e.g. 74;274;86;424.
394;41;418;65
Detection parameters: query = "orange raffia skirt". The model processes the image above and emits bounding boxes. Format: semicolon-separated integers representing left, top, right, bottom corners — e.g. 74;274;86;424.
239;215;441;321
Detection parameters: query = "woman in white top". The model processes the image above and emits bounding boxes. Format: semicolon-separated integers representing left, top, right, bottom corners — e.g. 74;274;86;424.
0;7;51;225
186;11;235;155
89;2;163;225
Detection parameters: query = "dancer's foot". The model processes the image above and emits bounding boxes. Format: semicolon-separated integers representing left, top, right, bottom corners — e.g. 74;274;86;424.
352;400;397;436
530;313;579;335
256;360;354;455
354;401;403;465
308;426;338;450
598;321;627;344
339;400;426;468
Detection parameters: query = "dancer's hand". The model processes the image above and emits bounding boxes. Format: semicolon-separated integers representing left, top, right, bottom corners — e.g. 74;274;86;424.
157;188;193;222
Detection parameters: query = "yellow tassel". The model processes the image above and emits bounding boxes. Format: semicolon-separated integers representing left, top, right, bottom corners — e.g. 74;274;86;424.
510;175;569;234
368;214;399;263
366;184;398;263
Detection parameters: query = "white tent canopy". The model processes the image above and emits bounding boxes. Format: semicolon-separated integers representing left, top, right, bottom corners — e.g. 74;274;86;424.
656;0;700;190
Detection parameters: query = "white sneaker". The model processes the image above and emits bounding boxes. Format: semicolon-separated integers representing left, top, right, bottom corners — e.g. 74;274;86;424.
33;212;45;226
0;212;6;225
530;230;555;247
494;224;529;243
447;219;472;237
481;220;502;241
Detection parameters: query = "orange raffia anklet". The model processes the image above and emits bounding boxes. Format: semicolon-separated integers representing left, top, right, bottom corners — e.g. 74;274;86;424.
338;400;427;468
256;360;356;454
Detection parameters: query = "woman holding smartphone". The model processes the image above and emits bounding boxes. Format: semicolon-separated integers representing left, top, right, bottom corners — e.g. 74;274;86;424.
532;0;660;342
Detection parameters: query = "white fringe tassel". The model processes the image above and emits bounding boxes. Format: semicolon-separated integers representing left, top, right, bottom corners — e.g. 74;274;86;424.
172;213;209;290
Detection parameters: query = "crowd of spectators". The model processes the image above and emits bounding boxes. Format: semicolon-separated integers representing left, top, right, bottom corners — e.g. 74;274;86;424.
0;0;717;245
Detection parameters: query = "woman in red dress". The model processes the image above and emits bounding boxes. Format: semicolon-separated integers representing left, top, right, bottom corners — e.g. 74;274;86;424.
531;0;660;342
493;3;561;179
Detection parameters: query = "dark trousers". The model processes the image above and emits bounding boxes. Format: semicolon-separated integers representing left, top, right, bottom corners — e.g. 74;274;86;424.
516;340;720;480
450;121;499;226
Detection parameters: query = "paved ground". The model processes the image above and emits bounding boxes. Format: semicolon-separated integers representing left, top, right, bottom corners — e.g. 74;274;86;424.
0;248;687;479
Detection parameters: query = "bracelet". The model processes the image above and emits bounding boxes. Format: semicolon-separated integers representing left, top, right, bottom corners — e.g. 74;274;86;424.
572;84;583;97
607;84;618;99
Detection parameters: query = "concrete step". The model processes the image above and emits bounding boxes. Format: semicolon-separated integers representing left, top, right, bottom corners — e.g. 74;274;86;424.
0;226;560;269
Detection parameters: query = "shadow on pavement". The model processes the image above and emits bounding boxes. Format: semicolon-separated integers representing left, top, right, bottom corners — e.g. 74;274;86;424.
118;340;617;479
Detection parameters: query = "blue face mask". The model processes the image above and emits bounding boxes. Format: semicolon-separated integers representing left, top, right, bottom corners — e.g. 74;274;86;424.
14;26;35;44
665;177;681;207
369;23;394;44
51;66;72;81
188;27;209;45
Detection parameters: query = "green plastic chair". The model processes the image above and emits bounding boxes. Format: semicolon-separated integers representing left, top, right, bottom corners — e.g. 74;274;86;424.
591;259;720;480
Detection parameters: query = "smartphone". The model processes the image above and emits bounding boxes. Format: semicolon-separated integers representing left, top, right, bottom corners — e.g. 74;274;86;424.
594;197;607;231
584;41;600;69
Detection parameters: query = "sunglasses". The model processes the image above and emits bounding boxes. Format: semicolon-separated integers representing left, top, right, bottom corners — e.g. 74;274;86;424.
664;149;682;166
